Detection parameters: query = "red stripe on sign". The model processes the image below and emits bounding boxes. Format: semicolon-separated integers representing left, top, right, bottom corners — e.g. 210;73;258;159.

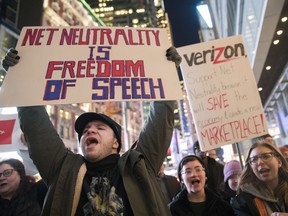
0;119;16;145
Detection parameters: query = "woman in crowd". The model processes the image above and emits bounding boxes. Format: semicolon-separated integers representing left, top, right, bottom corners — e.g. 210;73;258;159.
0;158;47;216
232;142;288;215
220;160;242;203
169;155;234;216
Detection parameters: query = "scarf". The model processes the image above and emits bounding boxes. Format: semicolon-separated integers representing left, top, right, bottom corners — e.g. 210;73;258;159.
82;154;124;216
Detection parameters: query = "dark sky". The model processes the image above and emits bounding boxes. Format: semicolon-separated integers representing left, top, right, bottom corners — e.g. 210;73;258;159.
163;0;202;48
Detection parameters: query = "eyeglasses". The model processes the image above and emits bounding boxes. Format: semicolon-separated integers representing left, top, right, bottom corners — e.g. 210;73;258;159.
248;152;275;165
0;169;14;178
181;167;204;175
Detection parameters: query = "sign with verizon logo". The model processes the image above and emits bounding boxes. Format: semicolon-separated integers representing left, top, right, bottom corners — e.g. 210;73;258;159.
178;35;268;151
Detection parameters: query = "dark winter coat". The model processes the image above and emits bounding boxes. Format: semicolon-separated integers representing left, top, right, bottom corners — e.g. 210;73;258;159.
220;182;237;204
0;180;47;216
231;183;288;216
206;157;224;193
169;188;235;216
18;101;175;216
231;192;260;216
157;174;181;203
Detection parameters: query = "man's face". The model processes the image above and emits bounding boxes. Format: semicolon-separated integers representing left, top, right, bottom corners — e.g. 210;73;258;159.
80;120;119;162
208;150;217;159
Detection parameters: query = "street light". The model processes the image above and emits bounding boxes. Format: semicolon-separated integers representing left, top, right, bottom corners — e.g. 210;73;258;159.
196;2;213;28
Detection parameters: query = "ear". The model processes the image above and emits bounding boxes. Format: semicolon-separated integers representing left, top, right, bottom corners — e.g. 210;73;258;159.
112;138;119;150
278;158;282;168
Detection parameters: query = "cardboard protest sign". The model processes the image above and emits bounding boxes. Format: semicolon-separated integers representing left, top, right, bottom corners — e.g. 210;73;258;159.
178;35;268;151
0;26;182;107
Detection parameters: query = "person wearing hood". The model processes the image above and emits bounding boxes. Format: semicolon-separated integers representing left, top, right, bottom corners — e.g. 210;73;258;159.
169;155;234;216
232;142;288;216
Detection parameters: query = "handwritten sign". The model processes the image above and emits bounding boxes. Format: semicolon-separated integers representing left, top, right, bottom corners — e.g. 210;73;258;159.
0;26;182;107
178;35;268;151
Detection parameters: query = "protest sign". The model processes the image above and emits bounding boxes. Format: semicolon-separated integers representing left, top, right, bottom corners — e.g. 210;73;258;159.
0;26;182;107
178;35;268;151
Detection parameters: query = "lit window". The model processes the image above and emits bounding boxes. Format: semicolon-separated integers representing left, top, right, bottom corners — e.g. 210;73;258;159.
196;3;213;28
65;111;71;120
277;30;283;35
60;109;64;118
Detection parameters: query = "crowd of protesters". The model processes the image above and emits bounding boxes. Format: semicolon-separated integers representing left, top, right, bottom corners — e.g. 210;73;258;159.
2;46;288;216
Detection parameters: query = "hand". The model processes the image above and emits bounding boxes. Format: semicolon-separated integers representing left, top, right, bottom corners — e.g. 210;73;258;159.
166;46;182;67
2;48;20;70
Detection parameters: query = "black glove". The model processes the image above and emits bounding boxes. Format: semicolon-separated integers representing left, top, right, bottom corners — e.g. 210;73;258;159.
2;48;20;71
166;47;182;67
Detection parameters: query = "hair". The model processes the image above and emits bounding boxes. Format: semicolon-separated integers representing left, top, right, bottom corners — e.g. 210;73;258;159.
260;134;272;139
177;155;207;182
278;145;288;154
238;142;288;198
0;158;36;198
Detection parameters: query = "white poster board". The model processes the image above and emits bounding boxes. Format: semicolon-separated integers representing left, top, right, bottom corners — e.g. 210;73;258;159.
0;26;182;107
178;35;268;151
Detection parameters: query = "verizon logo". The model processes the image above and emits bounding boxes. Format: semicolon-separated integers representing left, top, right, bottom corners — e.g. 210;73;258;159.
183;43;246;66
